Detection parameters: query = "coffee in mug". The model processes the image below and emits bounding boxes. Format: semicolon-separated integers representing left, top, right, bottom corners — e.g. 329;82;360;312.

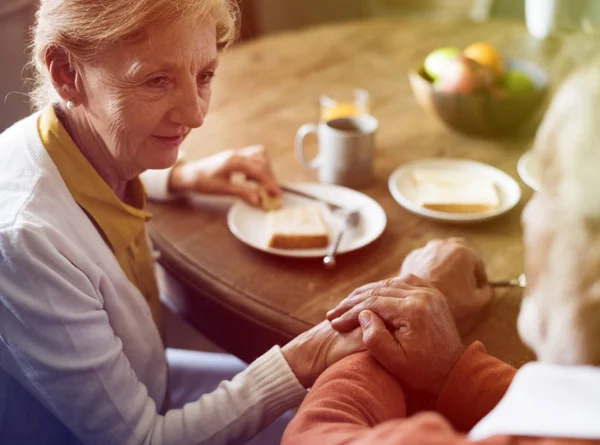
295;114;378;188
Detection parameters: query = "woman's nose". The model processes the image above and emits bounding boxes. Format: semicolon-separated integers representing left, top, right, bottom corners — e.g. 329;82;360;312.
179;93;205;129
170;82;205;128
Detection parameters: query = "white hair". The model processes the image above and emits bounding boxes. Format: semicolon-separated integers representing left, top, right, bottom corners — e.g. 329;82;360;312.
554;67;600;219
519;57;600;366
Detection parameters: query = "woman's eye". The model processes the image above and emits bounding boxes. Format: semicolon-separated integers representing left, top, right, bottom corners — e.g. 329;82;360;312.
199;70;215;86
146;75;170;88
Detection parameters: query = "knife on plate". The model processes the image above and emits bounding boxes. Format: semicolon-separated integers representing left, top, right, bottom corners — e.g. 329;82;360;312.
280;185;346;212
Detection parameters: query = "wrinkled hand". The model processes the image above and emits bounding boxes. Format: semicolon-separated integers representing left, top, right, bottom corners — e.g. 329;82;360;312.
397;238;493;320
354;282;464;394
282;320;365;388
168;145;281;205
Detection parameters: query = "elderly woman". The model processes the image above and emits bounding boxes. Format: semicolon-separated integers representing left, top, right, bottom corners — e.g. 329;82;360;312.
0;1;365;444
282;60;600;444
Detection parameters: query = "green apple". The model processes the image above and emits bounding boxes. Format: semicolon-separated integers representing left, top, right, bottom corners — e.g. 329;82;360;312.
424;47;461;80
503;70;535;93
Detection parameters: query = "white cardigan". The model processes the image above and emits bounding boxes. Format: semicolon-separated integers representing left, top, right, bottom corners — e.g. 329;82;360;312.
0;114;306;445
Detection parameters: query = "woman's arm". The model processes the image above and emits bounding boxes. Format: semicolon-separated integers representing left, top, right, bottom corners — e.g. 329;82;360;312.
0;224;306;445
140;145;281;205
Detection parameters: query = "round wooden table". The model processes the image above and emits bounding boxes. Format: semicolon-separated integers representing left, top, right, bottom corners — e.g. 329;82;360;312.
150;18;561;365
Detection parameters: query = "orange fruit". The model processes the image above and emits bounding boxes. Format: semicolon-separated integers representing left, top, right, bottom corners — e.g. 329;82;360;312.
463;42;505;81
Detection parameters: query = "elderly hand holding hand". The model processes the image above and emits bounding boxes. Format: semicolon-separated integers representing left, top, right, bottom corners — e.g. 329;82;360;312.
321;238;491;393
327;238;493;329
343;278;464;394
168;144;281;206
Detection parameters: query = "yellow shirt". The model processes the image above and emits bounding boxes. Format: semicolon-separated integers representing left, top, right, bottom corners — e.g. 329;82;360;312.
38;106;162;329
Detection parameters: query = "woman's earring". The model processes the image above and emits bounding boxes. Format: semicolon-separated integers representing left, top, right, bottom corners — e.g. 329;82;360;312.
66;99;75;109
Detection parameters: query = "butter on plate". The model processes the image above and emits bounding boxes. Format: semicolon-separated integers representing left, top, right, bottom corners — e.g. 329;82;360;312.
412;169;500;214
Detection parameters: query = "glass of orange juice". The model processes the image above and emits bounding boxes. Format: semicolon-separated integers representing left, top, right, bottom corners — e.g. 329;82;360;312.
320;88;370;122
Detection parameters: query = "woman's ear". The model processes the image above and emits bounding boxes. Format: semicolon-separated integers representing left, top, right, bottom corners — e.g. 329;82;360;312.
44;45;84;106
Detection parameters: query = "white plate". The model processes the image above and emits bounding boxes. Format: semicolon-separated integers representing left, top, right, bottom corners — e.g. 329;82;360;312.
388;158;522;223
517;150;541;191
227;182;387;258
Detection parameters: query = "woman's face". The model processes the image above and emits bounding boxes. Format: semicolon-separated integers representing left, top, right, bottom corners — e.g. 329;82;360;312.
77;20;218;174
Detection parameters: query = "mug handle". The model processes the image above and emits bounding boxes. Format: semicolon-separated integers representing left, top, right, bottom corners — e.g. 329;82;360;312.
295;123;321;169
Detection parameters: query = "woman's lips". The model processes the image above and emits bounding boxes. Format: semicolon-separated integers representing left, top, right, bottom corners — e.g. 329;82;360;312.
153;135;184;147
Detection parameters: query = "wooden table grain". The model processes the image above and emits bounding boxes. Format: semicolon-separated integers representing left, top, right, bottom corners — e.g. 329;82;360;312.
150;18;562;366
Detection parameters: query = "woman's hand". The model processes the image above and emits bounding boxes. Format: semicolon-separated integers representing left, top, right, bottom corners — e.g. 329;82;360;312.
281;320;364;389
355;283;464;394
168;145;281;205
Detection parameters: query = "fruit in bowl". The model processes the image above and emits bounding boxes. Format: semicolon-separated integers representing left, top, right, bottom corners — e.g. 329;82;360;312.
503;69;536;93
408;42;549;136
463;42;505;81
423;46;460;80
434;55;494;94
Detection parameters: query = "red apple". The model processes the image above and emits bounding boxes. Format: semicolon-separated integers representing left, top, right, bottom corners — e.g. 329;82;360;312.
434;55;494;94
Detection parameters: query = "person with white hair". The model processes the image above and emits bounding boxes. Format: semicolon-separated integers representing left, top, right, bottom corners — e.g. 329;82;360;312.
282;58;600;445
0;1;367;444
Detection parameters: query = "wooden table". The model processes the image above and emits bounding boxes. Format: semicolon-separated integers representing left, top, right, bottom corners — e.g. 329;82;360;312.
150;18;562;366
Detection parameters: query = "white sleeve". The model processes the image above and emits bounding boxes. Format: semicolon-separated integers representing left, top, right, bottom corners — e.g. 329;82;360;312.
0;225;306;445
140;152;186;202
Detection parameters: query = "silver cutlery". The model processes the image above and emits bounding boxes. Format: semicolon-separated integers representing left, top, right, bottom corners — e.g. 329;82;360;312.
281;185;345;212
490;273;527;288
323;209;361;268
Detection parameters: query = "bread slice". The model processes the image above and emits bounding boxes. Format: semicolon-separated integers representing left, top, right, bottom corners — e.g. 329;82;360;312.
413;168;499;213
258;187;283;211
267;205;330;249
230;173;282;211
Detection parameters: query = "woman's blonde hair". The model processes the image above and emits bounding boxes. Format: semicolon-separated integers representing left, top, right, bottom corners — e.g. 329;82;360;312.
29;0;239;110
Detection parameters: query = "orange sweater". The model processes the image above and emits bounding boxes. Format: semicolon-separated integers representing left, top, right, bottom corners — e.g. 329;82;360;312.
283;342;596;445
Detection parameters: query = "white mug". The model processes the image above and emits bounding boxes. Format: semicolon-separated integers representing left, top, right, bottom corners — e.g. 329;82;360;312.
295;115;378;188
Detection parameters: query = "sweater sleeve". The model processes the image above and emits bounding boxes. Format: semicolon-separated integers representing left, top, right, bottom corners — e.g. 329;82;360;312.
436;342;517;432
140;151;186;202
282;352;479;445
0;224;306;445
282;352;408;445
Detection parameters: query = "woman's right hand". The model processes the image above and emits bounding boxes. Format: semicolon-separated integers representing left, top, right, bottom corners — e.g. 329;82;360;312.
281;320;365;389
168;144;281;206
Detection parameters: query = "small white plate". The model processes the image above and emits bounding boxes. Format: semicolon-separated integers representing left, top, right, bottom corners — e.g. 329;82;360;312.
227;182;387;258
517;150;541;191
388;158;522;223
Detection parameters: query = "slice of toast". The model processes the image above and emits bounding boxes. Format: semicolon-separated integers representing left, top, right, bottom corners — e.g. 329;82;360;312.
412;169;499;213
267;205;330;249
258;187;283;211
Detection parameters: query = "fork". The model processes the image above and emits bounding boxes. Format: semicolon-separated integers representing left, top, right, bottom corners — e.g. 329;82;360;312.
323;209;361;268
490;273;527;288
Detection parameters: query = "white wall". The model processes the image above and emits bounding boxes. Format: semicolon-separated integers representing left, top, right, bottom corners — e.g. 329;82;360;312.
0;0;36;132
255;0;365;34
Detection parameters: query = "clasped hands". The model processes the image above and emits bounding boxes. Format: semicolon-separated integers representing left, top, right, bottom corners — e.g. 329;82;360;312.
283;238;493;393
